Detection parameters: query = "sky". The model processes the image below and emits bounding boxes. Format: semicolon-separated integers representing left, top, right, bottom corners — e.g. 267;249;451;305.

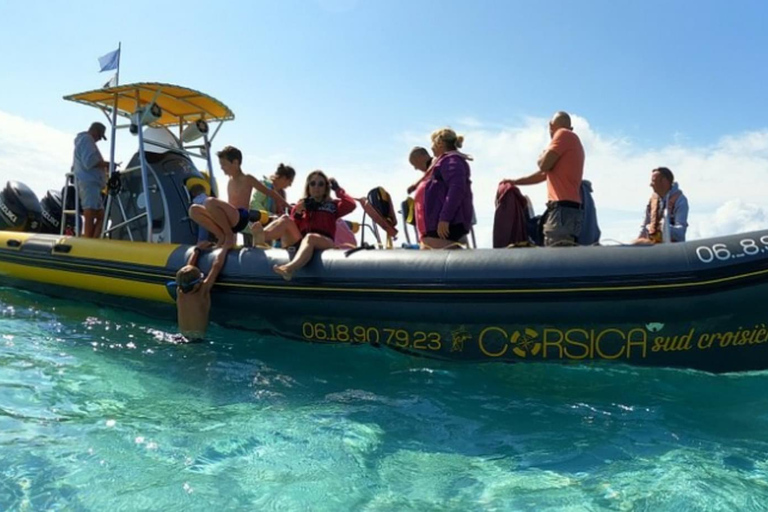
1;0;768;246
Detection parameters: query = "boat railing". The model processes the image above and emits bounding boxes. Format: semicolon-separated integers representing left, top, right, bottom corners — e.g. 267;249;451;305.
60;173;81;236
101;211;146;241
63;83;234;242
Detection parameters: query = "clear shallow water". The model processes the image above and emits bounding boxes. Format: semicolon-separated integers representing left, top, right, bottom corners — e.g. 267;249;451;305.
1;287;768;511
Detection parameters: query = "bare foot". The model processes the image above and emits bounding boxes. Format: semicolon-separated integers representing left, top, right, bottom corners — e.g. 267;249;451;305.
251;224;265;246
273;264;293;281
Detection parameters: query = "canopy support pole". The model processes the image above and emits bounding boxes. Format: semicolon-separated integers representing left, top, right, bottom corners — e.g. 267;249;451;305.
136;124;154;242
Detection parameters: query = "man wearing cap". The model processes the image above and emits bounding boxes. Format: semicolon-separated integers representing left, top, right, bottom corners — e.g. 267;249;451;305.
72;122;110;238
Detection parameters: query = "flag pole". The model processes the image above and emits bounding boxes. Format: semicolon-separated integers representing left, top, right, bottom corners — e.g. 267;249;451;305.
107;42;121;177
115;42;121;86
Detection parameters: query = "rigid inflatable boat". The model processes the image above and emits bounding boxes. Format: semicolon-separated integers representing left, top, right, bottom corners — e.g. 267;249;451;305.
1;83;768;373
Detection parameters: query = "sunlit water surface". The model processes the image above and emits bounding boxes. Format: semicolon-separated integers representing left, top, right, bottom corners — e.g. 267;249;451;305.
1;287;768;511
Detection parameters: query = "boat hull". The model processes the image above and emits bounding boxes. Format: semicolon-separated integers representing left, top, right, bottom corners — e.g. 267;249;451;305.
2;230;768;373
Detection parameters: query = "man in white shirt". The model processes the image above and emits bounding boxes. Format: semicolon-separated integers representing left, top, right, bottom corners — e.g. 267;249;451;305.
72;122;110;238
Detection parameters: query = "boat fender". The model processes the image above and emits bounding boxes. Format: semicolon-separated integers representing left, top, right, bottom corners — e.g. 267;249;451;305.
185;177;212;198
247;209;270;226
402;197;416;226
343;220;361;234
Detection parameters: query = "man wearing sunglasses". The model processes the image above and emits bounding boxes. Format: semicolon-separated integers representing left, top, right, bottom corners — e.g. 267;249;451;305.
174;246;229;340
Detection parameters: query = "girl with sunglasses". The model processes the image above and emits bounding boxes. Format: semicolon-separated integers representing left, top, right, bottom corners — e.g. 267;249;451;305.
252;170;356;281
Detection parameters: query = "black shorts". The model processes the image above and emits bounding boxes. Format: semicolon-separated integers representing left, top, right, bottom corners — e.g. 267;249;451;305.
232;208;250;233
425;223;469;242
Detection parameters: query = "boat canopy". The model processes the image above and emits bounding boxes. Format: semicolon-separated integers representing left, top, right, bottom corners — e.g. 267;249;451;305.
63;82;235;126
62;82;233;242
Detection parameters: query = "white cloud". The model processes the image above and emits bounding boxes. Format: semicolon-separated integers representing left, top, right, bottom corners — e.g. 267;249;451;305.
0;110;73;196
389;115;768;246
693;200;768;239
1;110;767;247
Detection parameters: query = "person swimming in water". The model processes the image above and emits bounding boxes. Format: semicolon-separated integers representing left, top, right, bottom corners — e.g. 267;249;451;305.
173;246;229;340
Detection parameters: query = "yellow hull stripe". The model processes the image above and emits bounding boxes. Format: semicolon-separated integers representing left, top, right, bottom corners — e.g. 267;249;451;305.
0;231;34;247
0;260;173;303
53;237;179;266
0;232;178;266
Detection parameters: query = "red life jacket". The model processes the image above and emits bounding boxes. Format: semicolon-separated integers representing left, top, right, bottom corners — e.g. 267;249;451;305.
291;188;356;239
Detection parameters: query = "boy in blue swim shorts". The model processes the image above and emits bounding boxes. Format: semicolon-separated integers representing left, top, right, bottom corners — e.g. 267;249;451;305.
189;195;251;249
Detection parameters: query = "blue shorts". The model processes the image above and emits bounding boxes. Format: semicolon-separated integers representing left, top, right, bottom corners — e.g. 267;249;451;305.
78;182;104;210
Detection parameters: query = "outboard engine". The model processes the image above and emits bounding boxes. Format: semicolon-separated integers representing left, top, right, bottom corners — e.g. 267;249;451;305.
0;181;42;232
40;189;65;234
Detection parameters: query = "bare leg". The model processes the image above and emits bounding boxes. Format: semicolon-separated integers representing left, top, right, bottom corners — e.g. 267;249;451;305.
251;222;266;246
190;204;227;244
252;216;300;248
261;215;302;247
203;198;240;248
273;233;334;281
93;210;105;238
82;209;96;238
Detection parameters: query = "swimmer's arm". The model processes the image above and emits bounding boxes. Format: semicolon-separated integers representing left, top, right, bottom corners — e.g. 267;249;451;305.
187;246;202;266
201;247;229;293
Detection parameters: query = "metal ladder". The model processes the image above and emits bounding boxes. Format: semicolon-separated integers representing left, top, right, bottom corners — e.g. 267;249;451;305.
59;173;80;236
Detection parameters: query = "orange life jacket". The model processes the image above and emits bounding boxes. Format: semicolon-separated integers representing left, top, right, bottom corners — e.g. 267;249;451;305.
647;190;681;243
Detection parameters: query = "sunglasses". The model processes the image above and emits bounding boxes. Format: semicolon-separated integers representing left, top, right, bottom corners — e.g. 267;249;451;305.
309;180;326;187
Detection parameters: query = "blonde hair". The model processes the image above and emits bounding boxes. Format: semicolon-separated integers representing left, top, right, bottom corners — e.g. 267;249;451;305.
431;128;464;151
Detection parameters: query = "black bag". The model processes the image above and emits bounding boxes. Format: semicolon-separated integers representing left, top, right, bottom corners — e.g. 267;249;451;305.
366;187;397;228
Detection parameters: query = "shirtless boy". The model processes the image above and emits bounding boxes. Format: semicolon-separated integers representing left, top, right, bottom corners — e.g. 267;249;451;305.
175;246;229;340
189;146;290;248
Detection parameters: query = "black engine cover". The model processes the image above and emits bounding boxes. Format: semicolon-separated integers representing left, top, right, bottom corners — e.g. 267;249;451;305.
0;181;42;232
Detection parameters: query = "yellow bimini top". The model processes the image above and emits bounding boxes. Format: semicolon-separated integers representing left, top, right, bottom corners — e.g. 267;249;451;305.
63;82;235;126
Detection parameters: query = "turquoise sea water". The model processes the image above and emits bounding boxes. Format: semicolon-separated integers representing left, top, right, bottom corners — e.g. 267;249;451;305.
2;287;768;511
